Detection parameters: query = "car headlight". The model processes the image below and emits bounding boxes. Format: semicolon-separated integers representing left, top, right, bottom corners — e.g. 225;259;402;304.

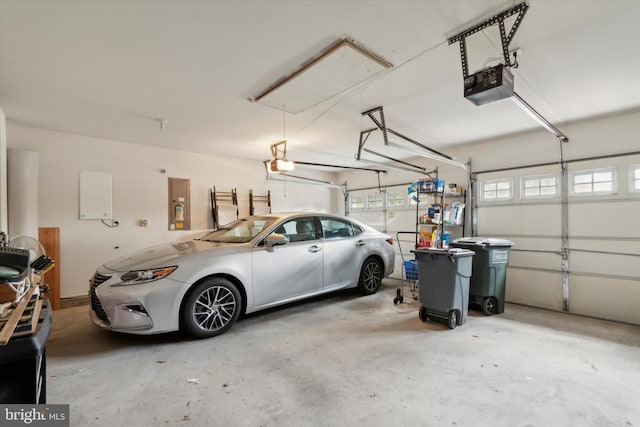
114;266;178;286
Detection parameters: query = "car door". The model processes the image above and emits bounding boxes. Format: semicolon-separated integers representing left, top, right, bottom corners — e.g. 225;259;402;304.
320;217;367;288
251;216;324;307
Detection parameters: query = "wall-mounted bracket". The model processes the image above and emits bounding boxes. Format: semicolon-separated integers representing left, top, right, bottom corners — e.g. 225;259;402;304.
447;2;529;78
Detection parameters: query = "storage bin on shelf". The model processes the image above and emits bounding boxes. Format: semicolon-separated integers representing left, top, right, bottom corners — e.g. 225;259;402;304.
408;179;445;203
417;179;445;192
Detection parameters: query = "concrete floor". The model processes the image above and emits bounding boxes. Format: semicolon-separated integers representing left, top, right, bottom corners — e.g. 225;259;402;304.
47;280;640;427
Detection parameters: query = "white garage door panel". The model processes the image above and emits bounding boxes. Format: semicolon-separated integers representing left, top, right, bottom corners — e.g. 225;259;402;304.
570;239;640;254
570;251;640;278
569;200;640;238
506;268;563;311
477;206;516;235
508;236;560;252
387;209;417;233
570;276;639;324
510;250;561;271
478;205;561;236
350;210;385;231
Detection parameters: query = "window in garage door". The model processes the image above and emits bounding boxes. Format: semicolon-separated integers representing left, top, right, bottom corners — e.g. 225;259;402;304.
482;178;513;201
630;164;640;192
570;167;617;195
368;194;383;208
387;192;404;207
350;195;365;210
521;173;559;199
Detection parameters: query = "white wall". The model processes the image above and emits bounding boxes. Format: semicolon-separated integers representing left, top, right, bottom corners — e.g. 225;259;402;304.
7;124;338;298
7;149;39;239
336;109;640;325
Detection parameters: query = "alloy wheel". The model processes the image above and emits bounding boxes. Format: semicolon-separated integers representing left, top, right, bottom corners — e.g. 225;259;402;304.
192;285;237;331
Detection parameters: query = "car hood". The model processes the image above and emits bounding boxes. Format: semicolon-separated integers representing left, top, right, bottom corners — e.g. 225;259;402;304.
103;240;241;272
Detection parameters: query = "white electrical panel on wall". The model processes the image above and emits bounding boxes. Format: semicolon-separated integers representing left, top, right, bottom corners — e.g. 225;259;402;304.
79;171;113;219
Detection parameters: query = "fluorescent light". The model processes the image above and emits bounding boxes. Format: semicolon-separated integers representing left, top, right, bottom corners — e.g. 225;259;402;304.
511;92;569;142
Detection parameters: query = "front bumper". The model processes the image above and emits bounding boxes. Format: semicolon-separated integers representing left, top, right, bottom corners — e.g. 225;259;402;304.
89;303;153;331
89;270;183;334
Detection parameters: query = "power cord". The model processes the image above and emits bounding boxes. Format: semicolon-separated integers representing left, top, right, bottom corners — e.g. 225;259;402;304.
101;219;120;228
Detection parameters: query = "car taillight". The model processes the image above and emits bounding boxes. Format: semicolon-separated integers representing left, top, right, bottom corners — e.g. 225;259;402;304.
386;238;394;246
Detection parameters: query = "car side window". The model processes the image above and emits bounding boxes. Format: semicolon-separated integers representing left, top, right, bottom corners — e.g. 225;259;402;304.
320;218;357;239
271;218;318;242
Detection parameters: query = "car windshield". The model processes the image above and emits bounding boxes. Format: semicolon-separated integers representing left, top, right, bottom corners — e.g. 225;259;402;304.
199;217;278;243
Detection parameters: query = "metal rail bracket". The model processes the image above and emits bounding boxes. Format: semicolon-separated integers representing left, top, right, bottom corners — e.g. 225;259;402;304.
447;2;529;78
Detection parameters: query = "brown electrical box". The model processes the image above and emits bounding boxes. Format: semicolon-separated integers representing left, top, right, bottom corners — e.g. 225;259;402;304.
168;177;191;231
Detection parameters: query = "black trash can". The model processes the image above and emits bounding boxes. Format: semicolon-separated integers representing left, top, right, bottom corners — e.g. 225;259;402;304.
451;237;513;315
413;247;474;329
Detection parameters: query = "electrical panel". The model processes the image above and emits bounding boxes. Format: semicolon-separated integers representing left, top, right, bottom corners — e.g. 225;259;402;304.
168;177;191;231
464;64;514;106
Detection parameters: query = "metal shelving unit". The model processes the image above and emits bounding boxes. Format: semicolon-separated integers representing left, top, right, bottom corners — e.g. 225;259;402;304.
413;172;466;248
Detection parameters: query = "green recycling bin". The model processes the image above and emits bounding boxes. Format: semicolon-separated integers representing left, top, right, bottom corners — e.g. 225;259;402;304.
451;237;513;315
412;247;475;329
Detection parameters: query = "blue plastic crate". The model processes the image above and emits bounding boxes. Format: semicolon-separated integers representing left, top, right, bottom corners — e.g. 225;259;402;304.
404;259;419;280
417;179;445;192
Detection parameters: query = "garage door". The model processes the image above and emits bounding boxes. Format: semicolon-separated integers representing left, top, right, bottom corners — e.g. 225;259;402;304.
473;152;640;325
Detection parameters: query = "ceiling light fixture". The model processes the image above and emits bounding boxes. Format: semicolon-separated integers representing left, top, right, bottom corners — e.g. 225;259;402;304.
268;141;294;173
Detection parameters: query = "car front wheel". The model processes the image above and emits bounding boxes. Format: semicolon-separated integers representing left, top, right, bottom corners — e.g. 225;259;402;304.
358;257;383;295
181;277;241;338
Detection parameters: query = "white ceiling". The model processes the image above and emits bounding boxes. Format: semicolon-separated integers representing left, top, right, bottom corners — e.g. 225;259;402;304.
1;0;639;170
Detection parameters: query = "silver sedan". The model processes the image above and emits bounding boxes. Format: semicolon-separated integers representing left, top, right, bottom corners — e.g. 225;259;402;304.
89;212;395;338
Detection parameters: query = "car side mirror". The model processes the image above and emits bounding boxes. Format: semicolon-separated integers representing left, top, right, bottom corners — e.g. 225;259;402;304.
265;233;289;250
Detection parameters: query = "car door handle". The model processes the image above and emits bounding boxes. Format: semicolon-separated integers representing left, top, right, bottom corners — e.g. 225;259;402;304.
308;245;321;253
356;240;366;247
